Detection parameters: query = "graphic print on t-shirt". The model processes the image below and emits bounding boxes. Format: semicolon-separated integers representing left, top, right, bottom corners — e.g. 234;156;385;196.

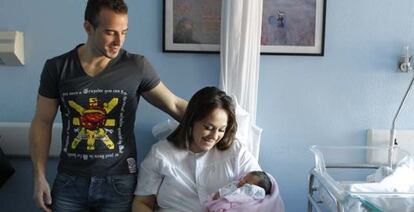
61;88;128;160
68;97;118;150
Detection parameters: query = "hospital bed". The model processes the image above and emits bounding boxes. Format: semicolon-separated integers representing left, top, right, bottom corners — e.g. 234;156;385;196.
307;145;414;212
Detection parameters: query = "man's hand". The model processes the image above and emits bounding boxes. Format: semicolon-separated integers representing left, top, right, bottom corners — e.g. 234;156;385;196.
33;177;52;212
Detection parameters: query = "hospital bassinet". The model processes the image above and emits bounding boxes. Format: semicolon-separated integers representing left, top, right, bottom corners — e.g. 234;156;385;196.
307;145;414;212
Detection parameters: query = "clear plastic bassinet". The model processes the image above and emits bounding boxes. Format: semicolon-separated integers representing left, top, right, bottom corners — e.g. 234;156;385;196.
308;145;414;212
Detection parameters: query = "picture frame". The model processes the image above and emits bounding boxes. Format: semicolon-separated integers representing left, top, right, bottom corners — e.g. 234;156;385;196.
163;0;221;53
163;0;326;56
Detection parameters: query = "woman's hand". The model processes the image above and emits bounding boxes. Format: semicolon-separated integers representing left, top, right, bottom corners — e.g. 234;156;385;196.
132;195;157;212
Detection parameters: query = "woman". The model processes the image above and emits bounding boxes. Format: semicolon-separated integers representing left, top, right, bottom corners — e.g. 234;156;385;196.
133;87;261;212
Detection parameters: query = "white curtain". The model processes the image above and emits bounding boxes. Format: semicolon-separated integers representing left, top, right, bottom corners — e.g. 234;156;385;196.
220;0;263;158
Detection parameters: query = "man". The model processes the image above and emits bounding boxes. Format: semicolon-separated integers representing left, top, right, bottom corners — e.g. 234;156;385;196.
29;0;187;211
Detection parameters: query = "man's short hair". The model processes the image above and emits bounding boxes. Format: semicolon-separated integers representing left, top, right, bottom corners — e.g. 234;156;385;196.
85;0;128;28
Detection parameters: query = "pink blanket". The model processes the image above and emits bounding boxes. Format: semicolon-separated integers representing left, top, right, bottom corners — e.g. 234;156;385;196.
204;172;285;212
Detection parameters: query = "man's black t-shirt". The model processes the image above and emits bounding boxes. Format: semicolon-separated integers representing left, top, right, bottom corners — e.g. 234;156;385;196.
38;44;160;176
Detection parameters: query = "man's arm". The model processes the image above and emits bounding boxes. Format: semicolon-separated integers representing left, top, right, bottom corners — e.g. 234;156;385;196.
29;95;58;212
142;82;187;121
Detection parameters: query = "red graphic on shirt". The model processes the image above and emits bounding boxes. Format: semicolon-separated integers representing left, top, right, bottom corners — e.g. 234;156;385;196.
68;97;118;151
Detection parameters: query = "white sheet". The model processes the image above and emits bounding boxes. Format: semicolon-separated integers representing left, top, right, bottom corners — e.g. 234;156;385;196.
346;155;414;211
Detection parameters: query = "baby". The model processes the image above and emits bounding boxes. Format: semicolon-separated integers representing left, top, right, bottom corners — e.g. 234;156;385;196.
211;171;271;201
204;171;284;212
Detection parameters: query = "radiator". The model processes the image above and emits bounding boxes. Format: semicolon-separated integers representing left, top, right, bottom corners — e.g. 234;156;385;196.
0;122;61;157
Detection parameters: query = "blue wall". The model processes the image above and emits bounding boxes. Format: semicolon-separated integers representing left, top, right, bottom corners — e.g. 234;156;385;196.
1;0;414;211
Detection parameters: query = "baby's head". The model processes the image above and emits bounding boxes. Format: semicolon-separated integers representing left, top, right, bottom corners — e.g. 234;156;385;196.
238;171;271;195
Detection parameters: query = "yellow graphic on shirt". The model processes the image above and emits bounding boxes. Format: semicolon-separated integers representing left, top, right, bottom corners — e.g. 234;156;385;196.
68;97;118;150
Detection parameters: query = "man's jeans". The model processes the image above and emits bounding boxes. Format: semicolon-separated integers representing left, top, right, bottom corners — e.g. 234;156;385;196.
51;173;137;212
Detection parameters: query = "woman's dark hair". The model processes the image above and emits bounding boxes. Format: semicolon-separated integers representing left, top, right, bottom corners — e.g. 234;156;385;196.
250;171;272;195
85;0;128;28
167;86;237;151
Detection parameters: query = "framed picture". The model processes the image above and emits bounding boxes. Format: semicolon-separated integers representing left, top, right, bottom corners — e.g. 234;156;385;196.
163;0;221;53
163;0;326;56
261;0;326;55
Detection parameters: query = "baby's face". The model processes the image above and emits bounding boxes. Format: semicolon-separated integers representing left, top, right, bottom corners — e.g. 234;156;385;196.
237;173;260;187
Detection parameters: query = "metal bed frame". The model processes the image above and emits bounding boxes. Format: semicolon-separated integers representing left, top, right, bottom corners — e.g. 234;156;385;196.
307;164;380;212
